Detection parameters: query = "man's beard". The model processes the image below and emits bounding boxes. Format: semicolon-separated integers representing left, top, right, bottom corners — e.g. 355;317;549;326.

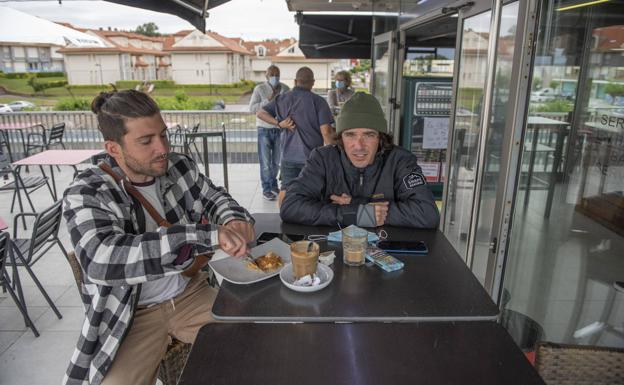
123;151;168;178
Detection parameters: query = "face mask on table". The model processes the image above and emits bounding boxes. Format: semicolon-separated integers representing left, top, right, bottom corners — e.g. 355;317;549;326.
268;76;280;87
326;225;379;243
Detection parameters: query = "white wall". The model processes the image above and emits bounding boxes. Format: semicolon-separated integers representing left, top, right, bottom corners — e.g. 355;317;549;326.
274;61;335;89
64;53;121;85
171;52;240;84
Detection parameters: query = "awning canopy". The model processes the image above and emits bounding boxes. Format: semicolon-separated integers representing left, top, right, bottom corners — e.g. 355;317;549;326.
103;0;230;32
0;6;105;47
296;13;394;59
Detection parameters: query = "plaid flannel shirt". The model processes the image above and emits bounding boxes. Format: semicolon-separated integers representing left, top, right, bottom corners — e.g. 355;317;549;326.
61;153;253;385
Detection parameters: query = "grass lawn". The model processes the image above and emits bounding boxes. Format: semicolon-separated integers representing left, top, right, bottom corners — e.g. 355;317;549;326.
0;76;67;94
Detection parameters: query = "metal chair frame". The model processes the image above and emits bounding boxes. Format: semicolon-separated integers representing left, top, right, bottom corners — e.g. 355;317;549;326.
0;131;13;162
0;231;41;337
169;123;201;161
0;152;52;228
25;122;67;173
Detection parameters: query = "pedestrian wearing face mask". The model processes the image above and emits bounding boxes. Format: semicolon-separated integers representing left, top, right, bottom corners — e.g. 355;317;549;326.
249;65;290;201
327;70;355;116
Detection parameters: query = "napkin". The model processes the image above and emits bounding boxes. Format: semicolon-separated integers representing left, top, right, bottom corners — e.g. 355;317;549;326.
293;274;321;287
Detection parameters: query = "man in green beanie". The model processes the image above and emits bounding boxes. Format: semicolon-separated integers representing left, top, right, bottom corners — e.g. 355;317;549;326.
280;92;439;228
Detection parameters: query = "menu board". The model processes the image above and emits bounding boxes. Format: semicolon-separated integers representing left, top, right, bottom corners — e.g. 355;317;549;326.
423;117;449;149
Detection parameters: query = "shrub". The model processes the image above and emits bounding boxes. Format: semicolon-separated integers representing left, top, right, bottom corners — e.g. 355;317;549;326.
55;98;92;111
532;99;573;113
27;76;68;94
153;94;214;110
115;80;176;89
174;90;189;103
0;71;64;79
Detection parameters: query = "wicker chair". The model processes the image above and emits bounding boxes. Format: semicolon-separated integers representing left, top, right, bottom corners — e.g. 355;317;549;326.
66;252;192;385
535;342;624;385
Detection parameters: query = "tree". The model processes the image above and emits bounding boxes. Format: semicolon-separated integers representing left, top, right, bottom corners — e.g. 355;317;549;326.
134;22;160;37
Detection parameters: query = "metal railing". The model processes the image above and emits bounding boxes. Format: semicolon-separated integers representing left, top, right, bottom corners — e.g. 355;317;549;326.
0;110;260;163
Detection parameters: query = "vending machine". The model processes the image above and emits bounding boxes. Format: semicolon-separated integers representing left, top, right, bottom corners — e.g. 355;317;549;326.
400;76;453;200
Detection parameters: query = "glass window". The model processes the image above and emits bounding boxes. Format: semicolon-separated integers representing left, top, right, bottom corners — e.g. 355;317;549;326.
373;40;391;118
503;0;624;349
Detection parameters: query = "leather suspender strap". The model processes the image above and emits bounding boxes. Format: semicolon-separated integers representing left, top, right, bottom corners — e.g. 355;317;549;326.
99;163;172;228
98;162;210;277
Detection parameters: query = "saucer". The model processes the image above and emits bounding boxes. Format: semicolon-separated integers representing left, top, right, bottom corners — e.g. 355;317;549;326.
279;263;334;293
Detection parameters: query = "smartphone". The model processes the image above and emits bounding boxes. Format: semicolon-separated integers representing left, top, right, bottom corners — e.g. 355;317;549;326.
376;240;428;254
256;232;306;244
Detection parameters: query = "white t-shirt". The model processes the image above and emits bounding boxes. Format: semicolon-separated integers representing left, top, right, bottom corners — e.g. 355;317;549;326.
133;179;190;306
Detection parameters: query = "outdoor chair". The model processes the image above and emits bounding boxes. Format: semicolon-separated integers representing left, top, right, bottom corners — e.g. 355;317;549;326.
0;132;13;162
0;230;41;337
535;342;624;385
66;251;192;385
0;152;51;227
25;122;67;172
169;123;201;161
26;122;67;154
10;200;69;267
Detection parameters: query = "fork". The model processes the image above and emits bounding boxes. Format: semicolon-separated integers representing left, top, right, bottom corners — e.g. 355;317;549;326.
244;252;260;269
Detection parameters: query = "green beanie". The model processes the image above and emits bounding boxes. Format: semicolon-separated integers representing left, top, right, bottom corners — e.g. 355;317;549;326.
336;92;387;134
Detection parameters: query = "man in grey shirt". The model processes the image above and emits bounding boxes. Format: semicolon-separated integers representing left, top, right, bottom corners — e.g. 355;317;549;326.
249;65;289;201
257;67;334;203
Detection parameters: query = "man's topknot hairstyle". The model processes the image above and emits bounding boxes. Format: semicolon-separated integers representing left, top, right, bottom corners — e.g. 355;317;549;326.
91;89;160;144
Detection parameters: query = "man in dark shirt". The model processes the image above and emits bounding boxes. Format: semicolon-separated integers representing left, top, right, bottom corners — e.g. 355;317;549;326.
256;67;334;202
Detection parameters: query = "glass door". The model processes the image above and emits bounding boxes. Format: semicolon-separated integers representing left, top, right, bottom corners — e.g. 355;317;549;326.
444;3;494;261
471;1;523;288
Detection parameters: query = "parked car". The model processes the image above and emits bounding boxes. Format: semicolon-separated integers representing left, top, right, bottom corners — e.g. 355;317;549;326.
530;88;561;102
0;104;13;113
8;100;36;111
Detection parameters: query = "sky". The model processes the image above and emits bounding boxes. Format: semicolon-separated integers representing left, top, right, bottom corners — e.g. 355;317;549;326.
1;0;300;40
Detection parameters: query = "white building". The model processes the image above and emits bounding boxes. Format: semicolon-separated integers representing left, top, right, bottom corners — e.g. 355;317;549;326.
59;28;170;85
164;30;252;85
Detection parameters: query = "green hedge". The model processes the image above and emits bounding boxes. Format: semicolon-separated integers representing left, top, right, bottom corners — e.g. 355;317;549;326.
0;71;65;79
114;79;255;90
115;80;176;88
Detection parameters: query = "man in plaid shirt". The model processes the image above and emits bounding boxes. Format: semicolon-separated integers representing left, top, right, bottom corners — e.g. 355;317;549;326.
62;90;254;385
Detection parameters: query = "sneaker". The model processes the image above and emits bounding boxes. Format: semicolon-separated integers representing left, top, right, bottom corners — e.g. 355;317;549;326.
271;189;280;196
262;191;276;201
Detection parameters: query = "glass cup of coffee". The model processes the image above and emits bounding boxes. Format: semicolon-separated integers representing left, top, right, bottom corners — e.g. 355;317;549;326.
342;227;368;266
290;241;320;279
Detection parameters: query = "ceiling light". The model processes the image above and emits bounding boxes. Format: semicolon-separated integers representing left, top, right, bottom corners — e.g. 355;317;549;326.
556;0;610;11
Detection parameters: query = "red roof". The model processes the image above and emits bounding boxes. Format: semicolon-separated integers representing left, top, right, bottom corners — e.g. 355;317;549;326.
242;39;294;57
164;31;252;55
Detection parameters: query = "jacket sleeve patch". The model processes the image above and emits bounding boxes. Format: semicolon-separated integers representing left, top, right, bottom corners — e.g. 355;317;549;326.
403;172;426;189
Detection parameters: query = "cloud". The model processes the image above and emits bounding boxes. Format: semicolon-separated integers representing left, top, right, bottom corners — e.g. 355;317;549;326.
3;0;299;39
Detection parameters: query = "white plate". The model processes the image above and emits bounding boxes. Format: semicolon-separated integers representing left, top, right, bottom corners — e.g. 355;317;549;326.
208;238;291;285
280;263;334;293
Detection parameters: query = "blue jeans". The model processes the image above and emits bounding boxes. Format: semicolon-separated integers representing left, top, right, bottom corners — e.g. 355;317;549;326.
280;160;305;190
257;127;281;194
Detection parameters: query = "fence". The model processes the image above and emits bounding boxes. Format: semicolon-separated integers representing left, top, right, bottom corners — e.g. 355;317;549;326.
0;110;259;163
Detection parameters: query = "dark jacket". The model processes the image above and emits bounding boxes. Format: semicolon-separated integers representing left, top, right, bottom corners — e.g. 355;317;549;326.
280;145;439;228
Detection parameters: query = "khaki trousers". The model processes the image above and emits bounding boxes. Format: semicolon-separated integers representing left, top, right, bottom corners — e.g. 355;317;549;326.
101;272;217;385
